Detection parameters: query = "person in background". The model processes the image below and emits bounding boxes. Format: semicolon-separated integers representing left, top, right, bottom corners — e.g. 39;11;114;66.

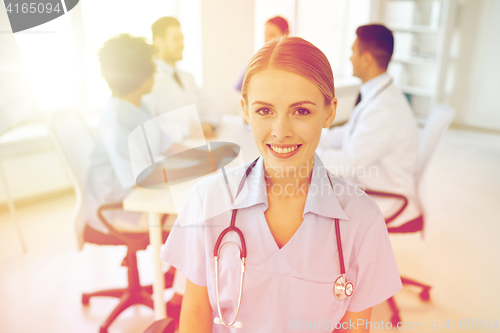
80;34;235;326
234;16;289;92
143;16;221;140
317;24;420;227
77;34;177;248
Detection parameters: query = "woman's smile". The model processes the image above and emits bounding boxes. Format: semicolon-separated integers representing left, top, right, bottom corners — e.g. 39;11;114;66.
243;69;335;171
267;143;302;158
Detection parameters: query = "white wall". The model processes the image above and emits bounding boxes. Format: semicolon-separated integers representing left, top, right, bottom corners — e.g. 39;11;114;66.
445;0;500;131
201;0;255;115
463;0;500;130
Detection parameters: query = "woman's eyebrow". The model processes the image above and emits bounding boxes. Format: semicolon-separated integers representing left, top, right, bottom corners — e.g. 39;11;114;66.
252;100;316;107
289;100;316;107
252;101;273;106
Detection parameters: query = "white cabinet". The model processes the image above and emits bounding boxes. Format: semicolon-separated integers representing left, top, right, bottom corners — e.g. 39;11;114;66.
375;0;456;118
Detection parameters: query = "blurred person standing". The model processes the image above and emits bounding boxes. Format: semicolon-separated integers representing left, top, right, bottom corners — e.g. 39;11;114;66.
317;24;420;228
143;17;221;140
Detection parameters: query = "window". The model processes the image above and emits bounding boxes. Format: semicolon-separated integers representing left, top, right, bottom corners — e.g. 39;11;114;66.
8;0;202;110
13;12;77;110
81;0;202;108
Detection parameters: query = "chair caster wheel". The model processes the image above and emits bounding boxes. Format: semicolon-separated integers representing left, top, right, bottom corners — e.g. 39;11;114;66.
82;294;90;306
391;314;402;327
99;326;108;333
420;289;431;301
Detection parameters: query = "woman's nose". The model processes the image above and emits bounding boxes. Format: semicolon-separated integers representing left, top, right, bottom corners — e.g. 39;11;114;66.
271;115;293;140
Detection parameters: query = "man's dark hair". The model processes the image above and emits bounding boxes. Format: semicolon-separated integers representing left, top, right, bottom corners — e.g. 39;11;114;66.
151;16;181;41
98;34;156;96
356;24;394;69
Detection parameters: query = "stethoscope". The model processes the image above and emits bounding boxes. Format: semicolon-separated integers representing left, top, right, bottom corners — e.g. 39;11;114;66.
212;157;354;329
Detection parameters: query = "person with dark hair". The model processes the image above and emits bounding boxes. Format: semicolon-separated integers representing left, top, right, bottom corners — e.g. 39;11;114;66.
234;16;289;92
143;16;221;140
161;36;402;332
77;34;176;247
317;24;420;228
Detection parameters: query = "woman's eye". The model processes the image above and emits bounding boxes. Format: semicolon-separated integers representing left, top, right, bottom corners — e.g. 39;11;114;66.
257;108;272;115
293;108;310;115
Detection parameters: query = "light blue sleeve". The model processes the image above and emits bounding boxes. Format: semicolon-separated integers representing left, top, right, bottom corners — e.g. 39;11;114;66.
102;106;173;190
102;118;137;190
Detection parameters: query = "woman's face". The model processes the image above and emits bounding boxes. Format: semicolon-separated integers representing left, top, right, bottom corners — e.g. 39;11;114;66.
242;69;336;173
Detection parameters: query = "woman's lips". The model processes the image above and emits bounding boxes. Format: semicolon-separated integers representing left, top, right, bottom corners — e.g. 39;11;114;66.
267;144;301;158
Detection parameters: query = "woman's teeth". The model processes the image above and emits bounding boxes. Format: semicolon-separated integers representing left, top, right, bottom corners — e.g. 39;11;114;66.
270;145;299;154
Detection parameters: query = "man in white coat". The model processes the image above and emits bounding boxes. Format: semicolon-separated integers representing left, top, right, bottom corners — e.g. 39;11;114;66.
317;24;420;228
143;16;221;140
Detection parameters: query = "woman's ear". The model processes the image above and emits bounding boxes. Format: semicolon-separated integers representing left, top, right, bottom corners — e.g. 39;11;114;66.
241;98;250;123
323;97;337;128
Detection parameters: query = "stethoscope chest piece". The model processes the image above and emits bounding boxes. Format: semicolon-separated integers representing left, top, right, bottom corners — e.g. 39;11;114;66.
334;274;354;300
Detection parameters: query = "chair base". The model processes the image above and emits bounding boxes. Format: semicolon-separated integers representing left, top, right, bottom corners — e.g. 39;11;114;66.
83;287;153;333
82;270;175;332
81;225;173;331
144;318;176;333
388;276;432;326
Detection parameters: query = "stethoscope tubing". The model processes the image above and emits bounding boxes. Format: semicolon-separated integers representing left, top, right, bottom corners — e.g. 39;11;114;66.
213;157;258;259
213;157;353;328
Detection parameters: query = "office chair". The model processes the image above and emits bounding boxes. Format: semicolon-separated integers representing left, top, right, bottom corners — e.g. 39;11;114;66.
49;110;173;333
365;104;455;325
143;318;175;333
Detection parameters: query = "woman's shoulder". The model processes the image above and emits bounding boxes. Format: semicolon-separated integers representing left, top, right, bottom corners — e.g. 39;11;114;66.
325;171;383;227
193;161;249;197
184;161;253;222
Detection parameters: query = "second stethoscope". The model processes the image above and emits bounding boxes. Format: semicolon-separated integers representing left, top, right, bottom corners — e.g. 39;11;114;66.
213;157;354;329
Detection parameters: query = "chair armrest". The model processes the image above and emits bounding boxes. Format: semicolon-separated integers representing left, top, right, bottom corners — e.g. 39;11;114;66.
364;190;408;224
97;202;149;246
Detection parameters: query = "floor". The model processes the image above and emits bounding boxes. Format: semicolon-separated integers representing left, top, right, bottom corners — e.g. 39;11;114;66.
0;128;499;333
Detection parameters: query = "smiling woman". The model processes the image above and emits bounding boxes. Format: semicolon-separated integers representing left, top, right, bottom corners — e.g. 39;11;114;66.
161;36;402;333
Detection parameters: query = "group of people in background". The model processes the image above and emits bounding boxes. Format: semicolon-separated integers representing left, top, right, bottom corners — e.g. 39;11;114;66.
79;13;419;331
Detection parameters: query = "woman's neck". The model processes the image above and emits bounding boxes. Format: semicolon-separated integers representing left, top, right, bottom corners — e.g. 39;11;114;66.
264;158;314;197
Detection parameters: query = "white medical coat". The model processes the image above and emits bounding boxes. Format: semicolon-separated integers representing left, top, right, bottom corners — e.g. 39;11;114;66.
142;60;221;133
317;73;420;227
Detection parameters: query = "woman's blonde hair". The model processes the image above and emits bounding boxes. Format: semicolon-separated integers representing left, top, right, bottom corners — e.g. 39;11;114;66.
241;36;335;106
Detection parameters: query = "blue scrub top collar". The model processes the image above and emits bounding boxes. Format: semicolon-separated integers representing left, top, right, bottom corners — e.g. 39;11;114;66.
231;154;349;222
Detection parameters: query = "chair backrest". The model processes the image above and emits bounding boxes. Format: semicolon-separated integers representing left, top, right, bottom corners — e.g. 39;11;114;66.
414;104;455;238
49;110;95;197
416;104;455;181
